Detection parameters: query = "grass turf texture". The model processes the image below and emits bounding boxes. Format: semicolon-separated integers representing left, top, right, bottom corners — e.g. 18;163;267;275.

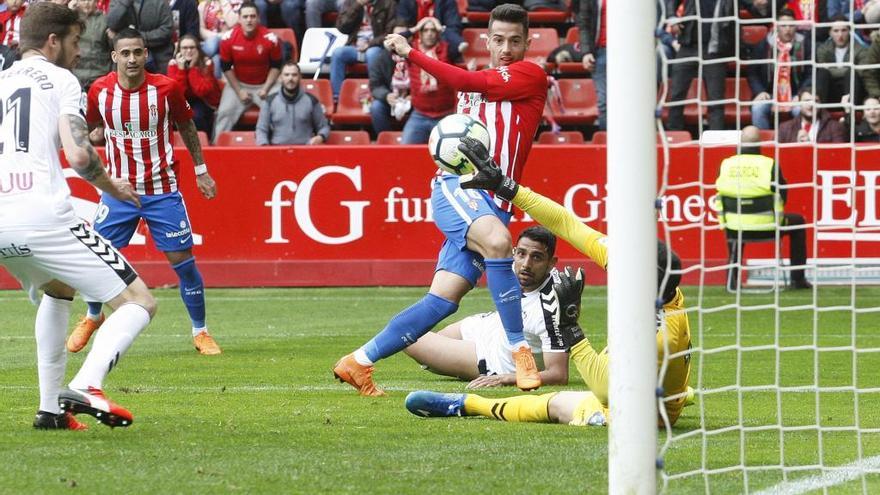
0;286;878;494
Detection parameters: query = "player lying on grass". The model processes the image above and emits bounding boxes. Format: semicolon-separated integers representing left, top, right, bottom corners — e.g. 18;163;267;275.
404;226;570;388
405;137;693;426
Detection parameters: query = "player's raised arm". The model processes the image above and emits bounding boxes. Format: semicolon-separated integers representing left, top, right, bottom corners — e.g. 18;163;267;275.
59;114;140;208
384;33;488;93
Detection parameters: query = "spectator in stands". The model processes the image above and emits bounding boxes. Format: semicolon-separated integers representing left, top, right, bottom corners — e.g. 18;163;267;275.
168;34;222;139
0;43;16;71
256;62;330;145
860;31;880;99
107;0;174;73
254;0;303;45
397;0;465;62
0;0;26;49
369;24;406;134
171;0;200;41
306;0;343;30
330;0;398;100
74;0;112;92
665;0;736;131
855;97;880;141
816;16;868;110
748;8;813;130
577;0;606;130
741;0;787;18
778;88;847;143
198;0;241;76
213;1;283;139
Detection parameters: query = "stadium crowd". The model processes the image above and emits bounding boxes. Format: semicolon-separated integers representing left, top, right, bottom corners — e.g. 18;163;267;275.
5;0;880;144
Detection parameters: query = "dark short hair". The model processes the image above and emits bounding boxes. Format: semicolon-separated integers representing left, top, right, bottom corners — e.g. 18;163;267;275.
489;3;529;35
830;14;849;24
19;2;83;53
777;7;796;19
518;226;556;258
282;61;301;72
239;1;259;15
658;241;681;304
113;27;145;49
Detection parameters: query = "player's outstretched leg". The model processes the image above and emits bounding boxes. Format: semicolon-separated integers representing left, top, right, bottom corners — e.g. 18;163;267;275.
485;258;541;391
172;257;220;355
67;301;105;353
334;293;458;396
405;390;556;422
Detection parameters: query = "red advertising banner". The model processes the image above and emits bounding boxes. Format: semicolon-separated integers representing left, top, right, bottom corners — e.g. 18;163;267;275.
1;144;877;288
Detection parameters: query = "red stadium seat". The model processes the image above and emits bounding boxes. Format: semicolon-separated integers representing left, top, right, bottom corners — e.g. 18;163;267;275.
565;26;578;44
302;79;334;116
551;78;598;126
238;104;261;127
759;129;775;142
593;131;693;145
526;3;570;24
269;28;299;62
376;131;403;144
537;131;585;144
173;131;210;147
661;78;707;126
461;29;490;69
326;130;371;145
331;78;372;125
741;25;768;45
724;77;753;126
525;28;559;65
215;131;258;146
466;9;490;24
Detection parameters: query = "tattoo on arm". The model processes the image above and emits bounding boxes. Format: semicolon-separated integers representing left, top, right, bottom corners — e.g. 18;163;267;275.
68;115;106;182
178;120;205;165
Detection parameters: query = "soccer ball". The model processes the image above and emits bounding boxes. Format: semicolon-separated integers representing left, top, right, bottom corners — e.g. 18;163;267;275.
428;114;491;175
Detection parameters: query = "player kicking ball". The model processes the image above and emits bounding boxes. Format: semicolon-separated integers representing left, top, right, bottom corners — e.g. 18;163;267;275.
69;28;221;356
404;137;693;427
0;3;157;430
333;4;548;395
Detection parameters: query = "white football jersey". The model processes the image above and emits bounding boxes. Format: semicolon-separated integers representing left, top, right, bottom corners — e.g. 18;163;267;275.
0;56;82;230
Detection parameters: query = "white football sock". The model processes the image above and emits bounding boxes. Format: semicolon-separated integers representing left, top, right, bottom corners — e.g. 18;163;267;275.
35;294;71;414
353;348;374;366
68;303;150;390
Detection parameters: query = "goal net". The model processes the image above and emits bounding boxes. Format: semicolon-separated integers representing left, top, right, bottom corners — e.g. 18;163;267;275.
649;2;880;493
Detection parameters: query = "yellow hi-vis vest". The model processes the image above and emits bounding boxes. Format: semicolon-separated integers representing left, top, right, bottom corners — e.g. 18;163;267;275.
714;154;783;232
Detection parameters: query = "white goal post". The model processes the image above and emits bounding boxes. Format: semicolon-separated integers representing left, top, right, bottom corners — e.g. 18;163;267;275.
607;0;659;493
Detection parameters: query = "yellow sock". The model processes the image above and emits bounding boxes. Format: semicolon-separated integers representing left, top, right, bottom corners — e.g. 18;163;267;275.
463;393;556;423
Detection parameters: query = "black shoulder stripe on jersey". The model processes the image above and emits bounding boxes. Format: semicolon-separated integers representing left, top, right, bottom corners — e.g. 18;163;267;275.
540;284;567;351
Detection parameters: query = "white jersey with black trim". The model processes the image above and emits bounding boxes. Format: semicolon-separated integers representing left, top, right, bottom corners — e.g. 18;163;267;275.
0;56;83;230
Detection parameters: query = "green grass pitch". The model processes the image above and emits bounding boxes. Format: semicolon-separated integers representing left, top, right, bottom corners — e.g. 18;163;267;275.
0;286;878;494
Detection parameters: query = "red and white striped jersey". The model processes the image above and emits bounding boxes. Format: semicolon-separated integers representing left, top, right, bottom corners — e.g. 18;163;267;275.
86;71;194;195
456;61;547;212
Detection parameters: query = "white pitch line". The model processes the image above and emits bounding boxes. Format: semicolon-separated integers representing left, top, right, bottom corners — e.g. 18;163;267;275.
753;456;880;495
0;384;421;393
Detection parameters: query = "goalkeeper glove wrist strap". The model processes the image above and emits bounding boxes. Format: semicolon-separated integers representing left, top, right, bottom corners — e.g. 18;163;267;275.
496;177;519;202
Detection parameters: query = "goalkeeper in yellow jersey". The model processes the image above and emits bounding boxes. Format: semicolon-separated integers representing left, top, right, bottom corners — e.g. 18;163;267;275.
404;137;692;427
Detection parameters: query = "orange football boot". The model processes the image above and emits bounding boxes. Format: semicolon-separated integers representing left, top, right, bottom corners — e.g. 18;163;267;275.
66;313;104;353
513;345;542;391
333;354;386;396
193;330;222;355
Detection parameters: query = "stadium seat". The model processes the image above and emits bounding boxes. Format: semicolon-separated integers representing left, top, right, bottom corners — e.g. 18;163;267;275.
376;131;403;144
269;28;299;63
525;28;560;65
551;78;598;126
173;131;210;147
303;79;334;116
461;28;490;69
758;129;775;142
526;2;570;24
661;78;707;126
565;26;578;44
552;26;587;74
215;131;258;146
741;25;769;46
238;104;261;127
537;130;585;144
331;78;372;125
326;130;371;145
591;131;693;145
724;77;753;126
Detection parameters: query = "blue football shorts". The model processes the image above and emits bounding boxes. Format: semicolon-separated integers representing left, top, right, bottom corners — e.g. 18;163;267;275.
93;191;195;252
431;174;512;286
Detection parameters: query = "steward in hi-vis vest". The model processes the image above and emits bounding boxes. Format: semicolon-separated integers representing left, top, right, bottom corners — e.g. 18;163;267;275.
715;153;783;232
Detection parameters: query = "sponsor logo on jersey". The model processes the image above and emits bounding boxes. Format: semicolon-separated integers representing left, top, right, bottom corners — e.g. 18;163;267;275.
0;243;32;258
149;104;158;118
0;172;33;194
496;65;511;83
107;122;158;139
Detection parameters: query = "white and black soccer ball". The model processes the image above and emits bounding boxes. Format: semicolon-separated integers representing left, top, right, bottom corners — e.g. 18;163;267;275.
427;114;491;175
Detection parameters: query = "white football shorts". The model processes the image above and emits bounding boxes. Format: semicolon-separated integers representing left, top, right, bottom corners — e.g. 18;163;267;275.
0;223;138;304
459;313;517;375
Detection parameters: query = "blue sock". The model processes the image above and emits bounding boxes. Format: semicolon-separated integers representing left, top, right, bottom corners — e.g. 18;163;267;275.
485;258;525;347
86;301;103;318
361;293;458;363
172;257;206;330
